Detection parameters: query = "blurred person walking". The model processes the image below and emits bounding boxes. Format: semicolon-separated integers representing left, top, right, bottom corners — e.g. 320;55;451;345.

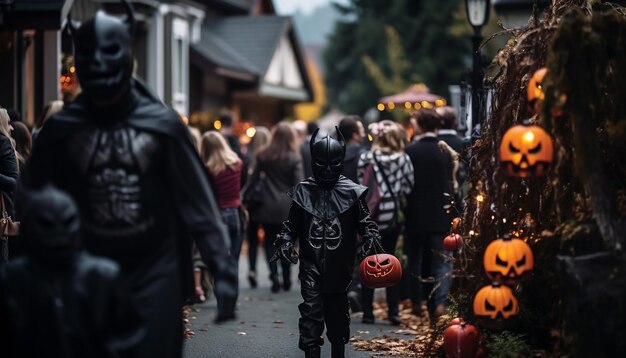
338;115;366;183
0;108;18;262
357;120;414;325
404;109;454;321
11;122;32;173
200;131;244;290
243;126;271;288
246;121;303;292
21;6;238;357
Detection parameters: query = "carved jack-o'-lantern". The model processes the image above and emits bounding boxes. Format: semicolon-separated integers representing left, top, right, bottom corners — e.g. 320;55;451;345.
473;282;519;320
499;124;553;177
484;235;534;282
527;68;548;114
359;253;402;289
527;67;567;116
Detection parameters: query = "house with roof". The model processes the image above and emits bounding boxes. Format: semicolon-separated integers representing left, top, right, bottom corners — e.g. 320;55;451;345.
0;0;312;129
189;0;313;128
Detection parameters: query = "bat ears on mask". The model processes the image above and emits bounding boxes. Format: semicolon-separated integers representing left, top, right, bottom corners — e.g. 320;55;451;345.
66;0;136;37
309;126;345;153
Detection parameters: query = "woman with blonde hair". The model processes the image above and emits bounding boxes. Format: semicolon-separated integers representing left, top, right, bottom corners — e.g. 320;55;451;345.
243;126;271;288
357;119;414;325
0;108;19;261
245;121;303;292
199;131;244;301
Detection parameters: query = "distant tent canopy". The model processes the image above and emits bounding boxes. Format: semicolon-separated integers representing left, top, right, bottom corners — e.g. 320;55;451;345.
377;84;446;112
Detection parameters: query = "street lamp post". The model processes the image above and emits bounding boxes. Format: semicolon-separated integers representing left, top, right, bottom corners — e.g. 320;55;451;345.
465;0;490;134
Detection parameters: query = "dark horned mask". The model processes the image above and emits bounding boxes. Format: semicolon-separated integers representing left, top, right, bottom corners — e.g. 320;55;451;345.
309;126;346;189
68;0;135;105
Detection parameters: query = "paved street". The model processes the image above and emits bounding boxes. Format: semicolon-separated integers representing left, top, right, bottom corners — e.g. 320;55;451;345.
183;248;413;358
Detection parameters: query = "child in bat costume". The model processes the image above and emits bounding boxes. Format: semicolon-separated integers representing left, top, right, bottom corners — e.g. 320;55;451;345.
272;127;383;358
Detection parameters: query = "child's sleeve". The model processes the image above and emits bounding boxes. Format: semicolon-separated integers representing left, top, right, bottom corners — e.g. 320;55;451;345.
355;197;383;261
275;203;304;246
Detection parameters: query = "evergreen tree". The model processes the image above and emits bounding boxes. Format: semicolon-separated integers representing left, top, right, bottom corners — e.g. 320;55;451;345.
324;0;471;116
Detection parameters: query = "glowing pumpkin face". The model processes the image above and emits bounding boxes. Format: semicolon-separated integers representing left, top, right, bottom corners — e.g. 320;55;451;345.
527;68;548;114
473;283;519;320
359;253;402;289
484;236;534;282
500;124;553;177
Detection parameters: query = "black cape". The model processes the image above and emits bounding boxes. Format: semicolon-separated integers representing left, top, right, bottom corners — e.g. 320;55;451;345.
21;80;237;357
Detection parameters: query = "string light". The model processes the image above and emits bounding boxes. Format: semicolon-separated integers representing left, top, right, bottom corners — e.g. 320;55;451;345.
214;120;222;130
404;101;412;109
246;127;256;137
387;102;395;110
377;103;385;111
476;194;484;203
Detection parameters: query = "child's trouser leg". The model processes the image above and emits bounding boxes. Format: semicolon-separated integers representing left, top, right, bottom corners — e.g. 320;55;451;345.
298;268;324;350
323;292;350;345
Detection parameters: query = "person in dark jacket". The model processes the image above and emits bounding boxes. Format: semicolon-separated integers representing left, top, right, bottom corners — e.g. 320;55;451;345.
247;121;303;292
0;185;144;358
272;127;383;358
20;5;237;357
0;108;18;262
338;115;366;183
436;106;466;212
404;109;454;321
338;115;367;312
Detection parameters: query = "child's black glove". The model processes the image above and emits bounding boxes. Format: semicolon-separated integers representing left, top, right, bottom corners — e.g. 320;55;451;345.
270;240;299;265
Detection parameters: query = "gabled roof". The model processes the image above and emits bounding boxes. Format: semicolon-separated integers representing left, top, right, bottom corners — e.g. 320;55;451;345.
203;15;288;75
193;27;258;80
193;15;313;101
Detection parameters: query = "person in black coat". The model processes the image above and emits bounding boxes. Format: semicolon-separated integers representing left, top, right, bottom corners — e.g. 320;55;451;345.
0;185;144;358
404;109;454;320
272;128;382;358
0;108;18;261
338;115;366;183
20;5;237;357
436;106;466;211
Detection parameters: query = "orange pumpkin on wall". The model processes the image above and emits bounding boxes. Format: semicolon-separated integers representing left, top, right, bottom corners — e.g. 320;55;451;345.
499;123;554;177
484;235;534;282
473;282;519;320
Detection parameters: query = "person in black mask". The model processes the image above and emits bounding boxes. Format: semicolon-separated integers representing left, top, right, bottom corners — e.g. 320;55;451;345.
20;2;238;357
0;185;144;357
271;127;383;358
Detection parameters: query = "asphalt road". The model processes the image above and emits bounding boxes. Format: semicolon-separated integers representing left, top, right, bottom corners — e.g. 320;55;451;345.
182;248;414;358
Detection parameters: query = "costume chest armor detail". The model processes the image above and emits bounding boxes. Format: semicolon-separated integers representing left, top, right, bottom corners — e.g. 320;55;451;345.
67;127;159;235
308;216;342;250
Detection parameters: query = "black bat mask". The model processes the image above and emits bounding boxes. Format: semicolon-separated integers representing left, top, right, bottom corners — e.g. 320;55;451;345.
18;186;81;264
70;1;135;104
310;127;345;189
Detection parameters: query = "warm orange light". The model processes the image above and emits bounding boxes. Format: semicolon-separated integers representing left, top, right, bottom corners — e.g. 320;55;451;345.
387;102;395;110
476;194;484;203
523;131;535;142
214;120;222;130
377;103;385;111
69;66;76;73
367;134;373;141
413;103;421;110
246;127;256;137
404;101;412;109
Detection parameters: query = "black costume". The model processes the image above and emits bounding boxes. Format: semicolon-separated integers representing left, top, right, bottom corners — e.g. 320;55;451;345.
0;185;144;358
21;4;237;358
274;128;382;358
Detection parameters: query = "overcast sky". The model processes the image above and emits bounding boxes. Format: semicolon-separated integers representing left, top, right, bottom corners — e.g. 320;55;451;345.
273;0;349;15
